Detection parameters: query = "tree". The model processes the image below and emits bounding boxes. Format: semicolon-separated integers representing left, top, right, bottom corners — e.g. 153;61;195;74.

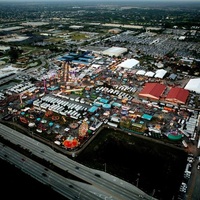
8;46;20;63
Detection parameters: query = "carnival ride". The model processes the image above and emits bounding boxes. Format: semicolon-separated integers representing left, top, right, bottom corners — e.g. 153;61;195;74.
165;129;183;141
69;122;79;129
63;135;79;149
43;78;47;93
19;116;29;124
45;110;53;117
51;115;60;121
78;120;88;139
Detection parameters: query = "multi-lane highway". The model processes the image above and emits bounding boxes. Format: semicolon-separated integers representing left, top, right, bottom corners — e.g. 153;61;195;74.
0;123;157;200
0;142;111;200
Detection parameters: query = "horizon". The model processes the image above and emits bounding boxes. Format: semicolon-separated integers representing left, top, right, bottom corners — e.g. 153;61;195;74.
0;0;200;4
0;0;200;1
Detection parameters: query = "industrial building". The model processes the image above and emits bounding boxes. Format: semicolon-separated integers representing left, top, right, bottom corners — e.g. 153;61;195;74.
165;87;189;104
139;83;166;100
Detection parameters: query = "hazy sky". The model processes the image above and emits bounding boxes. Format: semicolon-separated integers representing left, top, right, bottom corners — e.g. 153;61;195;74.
0;0;200;1
0;0;200;2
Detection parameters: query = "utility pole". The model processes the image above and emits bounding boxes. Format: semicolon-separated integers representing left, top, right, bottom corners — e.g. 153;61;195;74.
104;163;107;172
136;178;139;187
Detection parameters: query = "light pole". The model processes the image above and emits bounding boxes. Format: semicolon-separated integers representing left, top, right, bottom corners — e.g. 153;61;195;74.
104;163;107;172
136;177;139;187
136;173;140;187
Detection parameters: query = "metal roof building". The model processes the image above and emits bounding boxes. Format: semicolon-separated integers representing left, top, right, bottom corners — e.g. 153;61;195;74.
165;87;189;104
139;83;166;100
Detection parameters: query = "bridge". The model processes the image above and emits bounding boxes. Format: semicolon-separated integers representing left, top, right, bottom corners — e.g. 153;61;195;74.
0;123;157;200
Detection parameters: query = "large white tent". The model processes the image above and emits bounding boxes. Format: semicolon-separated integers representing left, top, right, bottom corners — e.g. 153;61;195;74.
136;70;146;75
102;46;127;57
154;69;167;79
184;78;200;94
117;58;139;69
145;71;155;77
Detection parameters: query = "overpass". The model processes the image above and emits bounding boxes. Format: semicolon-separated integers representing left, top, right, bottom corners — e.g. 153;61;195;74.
0;123;157;200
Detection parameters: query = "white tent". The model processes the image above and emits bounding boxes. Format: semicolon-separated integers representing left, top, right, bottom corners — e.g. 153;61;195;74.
102;47;127;57
145;71;155;77
154;69;167;79
117;58;139;69
184;78;200;94
136;70;146;75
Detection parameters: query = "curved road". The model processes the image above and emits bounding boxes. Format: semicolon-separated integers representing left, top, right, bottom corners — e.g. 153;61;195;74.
0;123;156;200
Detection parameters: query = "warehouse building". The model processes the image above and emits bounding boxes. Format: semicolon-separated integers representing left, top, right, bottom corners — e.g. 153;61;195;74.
165;87;189;104
139;83;166;100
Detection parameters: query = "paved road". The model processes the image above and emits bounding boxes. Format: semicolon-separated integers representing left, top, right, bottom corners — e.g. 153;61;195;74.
0;123;157;200
0;142;106;200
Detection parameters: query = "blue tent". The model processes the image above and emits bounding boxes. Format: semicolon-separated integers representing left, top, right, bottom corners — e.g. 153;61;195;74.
142;114;153;121
100;98;109;104
103;104;111;109
88;106;98;113
49;121;54;127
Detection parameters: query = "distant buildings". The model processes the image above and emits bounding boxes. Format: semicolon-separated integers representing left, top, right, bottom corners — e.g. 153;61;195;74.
0;45;10;52
108;28;122;34
69;25;84;29
102;46;128;57
21;22;49;27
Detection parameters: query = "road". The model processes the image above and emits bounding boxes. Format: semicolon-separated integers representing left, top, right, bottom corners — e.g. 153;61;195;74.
0;123;156;200
0;142;105;200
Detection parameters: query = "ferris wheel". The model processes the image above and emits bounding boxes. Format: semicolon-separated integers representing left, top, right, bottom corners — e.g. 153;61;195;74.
78;120;88;137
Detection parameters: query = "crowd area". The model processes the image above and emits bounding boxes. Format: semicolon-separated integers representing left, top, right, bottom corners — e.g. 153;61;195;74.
0;47;200;200
0;52;199;152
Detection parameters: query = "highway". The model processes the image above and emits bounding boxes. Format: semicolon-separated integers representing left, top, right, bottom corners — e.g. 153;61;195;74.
0;123;157;200
0;142;111;200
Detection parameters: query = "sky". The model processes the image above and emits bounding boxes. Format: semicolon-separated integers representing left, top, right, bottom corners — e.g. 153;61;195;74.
0;0;200;3
0;0;200;1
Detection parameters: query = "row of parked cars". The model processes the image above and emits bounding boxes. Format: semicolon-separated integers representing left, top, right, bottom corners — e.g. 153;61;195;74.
178;153;200;200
